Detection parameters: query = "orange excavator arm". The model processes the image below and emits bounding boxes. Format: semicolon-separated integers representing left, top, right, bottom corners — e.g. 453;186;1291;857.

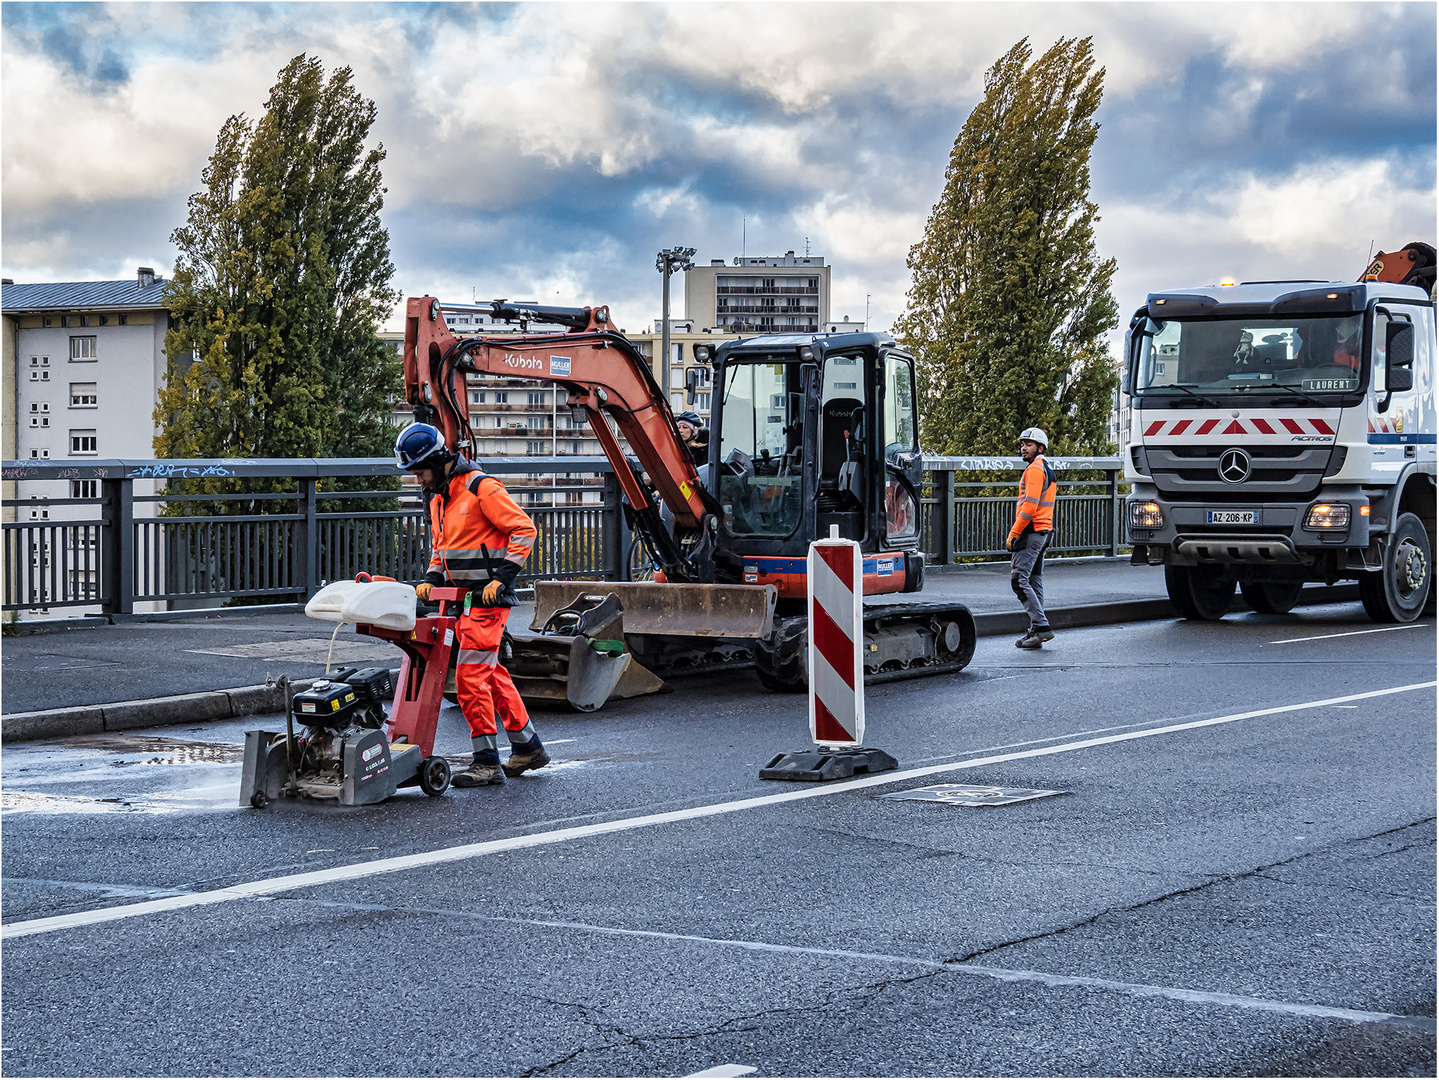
402;296;715;578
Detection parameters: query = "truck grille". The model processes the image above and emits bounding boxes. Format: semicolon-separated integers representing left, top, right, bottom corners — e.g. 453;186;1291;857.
1148;445;1344;499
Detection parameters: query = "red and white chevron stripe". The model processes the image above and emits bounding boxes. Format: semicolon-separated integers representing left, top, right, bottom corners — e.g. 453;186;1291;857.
1141;416;1335;438
807;534;864;747
1368;417;1394;434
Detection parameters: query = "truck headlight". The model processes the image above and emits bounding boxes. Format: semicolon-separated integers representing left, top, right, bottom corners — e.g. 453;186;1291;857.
1130;501;1164;529
1305;504;1350;530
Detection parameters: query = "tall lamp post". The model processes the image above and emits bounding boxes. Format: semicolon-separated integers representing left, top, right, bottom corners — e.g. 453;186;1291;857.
656;246;696;402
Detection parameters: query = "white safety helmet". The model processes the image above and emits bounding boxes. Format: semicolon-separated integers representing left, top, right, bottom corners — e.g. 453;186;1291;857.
1018;427;1049;449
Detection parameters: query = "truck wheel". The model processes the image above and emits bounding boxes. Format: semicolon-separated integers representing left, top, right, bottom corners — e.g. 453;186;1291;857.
1165;564;1235;621
1240;580;1305;615
755;616;808;692
1358;512;1431;623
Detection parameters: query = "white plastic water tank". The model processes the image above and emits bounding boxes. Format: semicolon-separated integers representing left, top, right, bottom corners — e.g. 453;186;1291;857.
305;580;417;631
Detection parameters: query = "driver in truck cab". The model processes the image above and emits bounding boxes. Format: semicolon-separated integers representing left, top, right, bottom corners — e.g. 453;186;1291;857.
1333;315;1362;372
395;422;550;788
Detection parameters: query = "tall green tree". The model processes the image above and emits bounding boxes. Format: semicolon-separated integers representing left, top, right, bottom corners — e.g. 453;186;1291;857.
156;54;401;472
895;37;1118;456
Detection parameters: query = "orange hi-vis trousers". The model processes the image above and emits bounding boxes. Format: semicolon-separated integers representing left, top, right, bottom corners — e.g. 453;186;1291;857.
454;606;530;739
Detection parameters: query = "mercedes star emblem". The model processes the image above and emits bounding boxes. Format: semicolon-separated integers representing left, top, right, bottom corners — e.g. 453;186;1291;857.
1219;448;1251;484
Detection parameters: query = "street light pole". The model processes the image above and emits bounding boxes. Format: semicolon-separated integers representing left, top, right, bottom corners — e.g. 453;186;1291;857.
656;246;696;402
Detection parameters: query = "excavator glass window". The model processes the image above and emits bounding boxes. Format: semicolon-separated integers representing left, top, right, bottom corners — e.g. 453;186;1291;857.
717;360;804;538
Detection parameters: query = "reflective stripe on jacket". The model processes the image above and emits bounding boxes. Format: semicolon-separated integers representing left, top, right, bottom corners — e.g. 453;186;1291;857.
1008;455;1057;542
425;460;537;588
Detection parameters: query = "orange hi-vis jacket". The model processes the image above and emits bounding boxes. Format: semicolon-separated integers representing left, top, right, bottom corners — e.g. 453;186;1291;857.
424;460;537;593
1008;455;1057;543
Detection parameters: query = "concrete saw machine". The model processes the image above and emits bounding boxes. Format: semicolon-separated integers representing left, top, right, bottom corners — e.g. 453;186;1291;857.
239;578;456;807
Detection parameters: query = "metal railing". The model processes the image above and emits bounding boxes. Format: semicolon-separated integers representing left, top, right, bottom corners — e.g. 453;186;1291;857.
2;455;1122;617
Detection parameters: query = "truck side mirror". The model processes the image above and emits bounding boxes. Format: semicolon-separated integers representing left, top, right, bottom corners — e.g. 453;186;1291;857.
1386;322;1414;392
684;366;701;405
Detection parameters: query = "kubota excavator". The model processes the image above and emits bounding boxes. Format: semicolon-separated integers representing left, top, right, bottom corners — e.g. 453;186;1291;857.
403;295;975;706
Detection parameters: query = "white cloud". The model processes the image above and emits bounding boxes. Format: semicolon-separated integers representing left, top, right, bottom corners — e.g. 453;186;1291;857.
1098;156;1438;307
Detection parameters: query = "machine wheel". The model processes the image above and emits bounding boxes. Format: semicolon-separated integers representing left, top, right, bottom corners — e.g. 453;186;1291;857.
1240;580;1305;615
1165;564;1235;621
1358;512;1431;623
419;756;451;797
754;616;808;693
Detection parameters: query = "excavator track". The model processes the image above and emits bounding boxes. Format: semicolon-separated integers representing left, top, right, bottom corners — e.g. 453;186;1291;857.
754;600;977;692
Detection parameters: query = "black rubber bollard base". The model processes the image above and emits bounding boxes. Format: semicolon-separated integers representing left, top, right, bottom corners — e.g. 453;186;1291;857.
758;746;898;782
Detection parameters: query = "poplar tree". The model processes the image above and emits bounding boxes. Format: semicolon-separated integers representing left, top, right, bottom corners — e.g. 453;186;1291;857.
155;55;400;475
896;37;1118;456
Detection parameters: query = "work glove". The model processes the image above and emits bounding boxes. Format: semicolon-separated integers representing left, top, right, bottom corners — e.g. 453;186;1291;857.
478;579;505;607
1005;537;1016;553
415;582;434;602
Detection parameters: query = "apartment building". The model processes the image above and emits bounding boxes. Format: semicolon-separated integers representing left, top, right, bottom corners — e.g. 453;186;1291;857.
1;268;171;613
683;252;831;335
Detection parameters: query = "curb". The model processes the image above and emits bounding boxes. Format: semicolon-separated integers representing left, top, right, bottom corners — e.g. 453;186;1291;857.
0;586;1364;744
1;680;319;744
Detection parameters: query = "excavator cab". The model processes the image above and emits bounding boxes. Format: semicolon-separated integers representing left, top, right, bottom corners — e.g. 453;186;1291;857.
705;333;924;602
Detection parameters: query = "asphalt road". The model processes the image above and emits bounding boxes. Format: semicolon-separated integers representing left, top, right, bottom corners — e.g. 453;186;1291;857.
2;601;1434;1077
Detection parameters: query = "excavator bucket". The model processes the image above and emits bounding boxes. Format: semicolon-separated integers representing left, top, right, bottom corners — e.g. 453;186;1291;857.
531;581;777;640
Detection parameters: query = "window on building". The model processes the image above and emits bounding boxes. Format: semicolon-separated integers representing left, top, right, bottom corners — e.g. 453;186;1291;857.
60;315;71;327
70;336;97;361
30;416;50;428
696;391;711;411
526;440;546;454
71;479;99;499
470;390;485;404
527;391;546;406
42;316;53;327
494;391;509;404
99;315;109;326
70;382;98;407
527;416;544;430
118;314;128;326
30;447;50;459
70;430;97;455
570;441;581;454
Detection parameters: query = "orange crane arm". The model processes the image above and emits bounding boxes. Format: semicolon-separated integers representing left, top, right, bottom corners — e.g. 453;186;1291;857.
402;296;709;530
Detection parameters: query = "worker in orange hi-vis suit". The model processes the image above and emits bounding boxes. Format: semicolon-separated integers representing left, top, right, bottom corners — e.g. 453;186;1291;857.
395;422;549;787
1007;427;1058;650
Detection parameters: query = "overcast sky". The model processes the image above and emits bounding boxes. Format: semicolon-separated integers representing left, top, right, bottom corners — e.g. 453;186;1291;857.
3;2;1434;341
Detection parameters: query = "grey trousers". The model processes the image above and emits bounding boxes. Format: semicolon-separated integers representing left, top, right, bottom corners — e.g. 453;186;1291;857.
1010;530;1052;630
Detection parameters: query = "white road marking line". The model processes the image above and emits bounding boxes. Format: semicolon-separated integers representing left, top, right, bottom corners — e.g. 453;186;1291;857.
1271;623;1429;645
4;680;1434;940
475;914;1433;1030
684;1066;758;1078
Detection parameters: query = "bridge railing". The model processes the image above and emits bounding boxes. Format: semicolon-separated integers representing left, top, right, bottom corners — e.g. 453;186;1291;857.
2;455;1122;617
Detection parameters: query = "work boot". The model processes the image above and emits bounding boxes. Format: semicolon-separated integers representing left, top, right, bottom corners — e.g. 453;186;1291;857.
1015;627;1055;649
453;757;506;787
502;740;551;777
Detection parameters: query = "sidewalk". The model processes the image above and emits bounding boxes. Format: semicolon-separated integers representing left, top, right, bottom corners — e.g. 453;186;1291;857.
0;558;1354;727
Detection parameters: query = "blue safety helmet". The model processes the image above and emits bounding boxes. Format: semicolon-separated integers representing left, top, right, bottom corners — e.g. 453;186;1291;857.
394;422;452;471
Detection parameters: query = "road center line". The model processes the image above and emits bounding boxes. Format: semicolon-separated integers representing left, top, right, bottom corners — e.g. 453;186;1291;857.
1271;623;1430;645
4;680;1434;940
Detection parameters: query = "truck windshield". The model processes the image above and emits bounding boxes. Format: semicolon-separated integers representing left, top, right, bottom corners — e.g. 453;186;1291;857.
716;359;804;539
1133;315;1364;397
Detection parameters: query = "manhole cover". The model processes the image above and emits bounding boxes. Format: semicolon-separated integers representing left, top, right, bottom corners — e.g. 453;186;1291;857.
880;784;1068;806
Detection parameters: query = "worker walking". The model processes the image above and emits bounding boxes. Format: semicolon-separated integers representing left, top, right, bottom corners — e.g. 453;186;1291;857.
1007;427;1057;649
395;422;550;786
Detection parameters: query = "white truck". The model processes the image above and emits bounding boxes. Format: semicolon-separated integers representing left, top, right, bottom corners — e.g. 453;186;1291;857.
1123;243;1436;623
